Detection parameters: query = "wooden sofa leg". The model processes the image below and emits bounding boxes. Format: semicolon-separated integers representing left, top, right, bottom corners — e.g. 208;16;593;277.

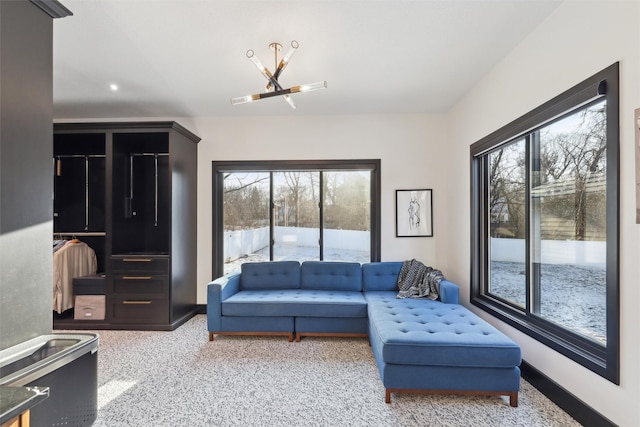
509;392;518;407
209;332;214;341
385;389;391;404
288;333;294;343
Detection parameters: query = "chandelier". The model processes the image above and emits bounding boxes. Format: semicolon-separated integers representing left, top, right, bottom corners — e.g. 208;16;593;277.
230;40;327;109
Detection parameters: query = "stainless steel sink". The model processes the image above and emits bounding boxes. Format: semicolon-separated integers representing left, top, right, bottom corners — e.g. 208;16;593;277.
0;333;99;426
0;333;97;387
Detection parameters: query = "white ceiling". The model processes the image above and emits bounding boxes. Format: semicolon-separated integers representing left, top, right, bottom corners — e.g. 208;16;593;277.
52;0;563;118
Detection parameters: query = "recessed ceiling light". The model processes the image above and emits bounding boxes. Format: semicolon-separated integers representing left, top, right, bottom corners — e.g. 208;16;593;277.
109;83;119;91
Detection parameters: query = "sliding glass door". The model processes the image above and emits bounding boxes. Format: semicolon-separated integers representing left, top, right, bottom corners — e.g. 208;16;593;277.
214;160;380;276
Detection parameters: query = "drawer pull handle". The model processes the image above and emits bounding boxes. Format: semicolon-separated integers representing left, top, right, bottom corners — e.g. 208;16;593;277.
122;300;152;305
122;276;152;280
122;258;153;262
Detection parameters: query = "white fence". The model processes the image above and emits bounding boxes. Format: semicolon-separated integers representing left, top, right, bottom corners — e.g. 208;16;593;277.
490;238;606;268
224;227;370;262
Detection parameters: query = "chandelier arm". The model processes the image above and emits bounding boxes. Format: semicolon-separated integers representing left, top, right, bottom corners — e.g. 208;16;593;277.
283;95;296;109
247;53;287;92
230;81;327;106
269;41;299;89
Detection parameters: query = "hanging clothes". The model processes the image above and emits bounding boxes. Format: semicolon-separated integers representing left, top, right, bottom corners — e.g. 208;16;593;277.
53;240;97;313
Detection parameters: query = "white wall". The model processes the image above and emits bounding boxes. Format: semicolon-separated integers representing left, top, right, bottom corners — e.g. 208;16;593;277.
447;1;640;425
192;114;449;299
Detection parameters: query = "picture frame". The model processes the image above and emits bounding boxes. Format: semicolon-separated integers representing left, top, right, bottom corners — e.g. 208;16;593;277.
395;189;433;237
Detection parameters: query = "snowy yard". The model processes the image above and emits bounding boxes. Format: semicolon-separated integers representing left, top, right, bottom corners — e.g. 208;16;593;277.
491;261;606;343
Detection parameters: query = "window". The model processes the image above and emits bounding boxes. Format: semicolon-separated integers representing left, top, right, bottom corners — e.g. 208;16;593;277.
212;160;381;277
470;63;619;382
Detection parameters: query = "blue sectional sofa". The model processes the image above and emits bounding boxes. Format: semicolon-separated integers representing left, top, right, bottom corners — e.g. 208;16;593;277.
207;260;521;406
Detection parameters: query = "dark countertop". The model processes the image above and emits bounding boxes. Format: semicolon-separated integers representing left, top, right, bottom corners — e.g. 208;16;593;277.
0;386;49;424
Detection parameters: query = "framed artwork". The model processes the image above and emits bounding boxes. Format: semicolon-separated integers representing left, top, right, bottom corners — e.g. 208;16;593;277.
396;189;433;237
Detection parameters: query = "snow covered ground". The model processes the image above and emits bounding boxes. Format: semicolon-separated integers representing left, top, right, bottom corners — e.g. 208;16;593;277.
223;248;606;344
491;261;606;344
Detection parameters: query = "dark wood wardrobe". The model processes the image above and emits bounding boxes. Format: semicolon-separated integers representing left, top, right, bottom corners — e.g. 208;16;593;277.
53;122;200;330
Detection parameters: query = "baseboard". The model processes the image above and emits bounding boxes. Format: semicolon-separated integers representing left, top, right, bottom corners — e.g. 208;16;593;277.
520;360;616;427
196;304;207;314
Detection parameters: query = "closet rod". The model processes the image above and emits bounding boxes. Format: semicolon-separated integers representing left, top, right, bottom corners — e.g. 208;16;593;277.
55;232;106;237
154;153;159;226
130;152;169;157
85;156;89;230
55;154;106;158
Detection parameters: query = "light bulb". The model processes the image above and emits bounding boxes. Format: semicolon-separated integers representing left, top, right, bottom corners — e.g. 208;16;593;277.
230;94;258;105
292;81;327;93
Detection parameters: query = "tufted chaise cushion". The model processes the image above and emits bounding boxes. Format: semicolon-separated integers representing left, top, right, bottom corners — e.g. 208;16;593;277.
300;261;363;291
367;296;521;369
241;261;301;290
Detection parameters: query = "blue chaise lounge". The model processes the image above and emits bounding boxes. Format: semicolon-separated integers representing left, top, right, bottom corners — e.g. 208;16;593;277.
363;262;521;406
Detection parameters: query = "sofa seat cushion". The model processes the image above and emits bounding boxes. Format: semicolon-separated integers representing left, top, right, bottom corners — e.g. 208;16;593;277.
368;298;521;369
222;290;367;318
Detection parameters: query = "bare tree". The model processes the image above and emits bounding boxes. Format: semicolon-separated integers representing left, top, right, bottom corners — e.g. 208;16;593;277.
223;173;269;230
489;142;526;239
538;103;606;240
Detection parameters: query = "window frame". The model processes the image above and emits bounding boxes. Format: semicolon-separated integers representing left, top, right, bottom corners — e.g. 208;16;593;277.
212;159;381;279
470;63;619;383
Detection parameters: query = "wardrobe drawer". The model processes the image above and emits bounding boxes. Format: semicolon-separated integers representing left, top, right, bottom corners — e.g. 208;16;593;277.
112;275;168;296
110;298;169;324
111;256;169;274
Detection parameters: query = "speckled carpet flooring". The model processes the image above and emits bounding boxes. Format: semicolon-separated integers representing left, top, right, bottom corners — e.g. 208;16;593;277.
88;315;580;426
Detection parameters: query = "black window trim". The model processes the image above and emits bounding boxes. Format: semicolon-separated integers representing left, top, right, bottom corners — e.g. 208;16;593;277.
212;159;382;279
470;63;620;383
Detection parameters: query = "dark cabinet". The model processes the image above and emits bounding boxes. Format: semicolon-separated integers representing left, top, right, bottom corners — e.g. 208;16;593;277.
53;122;200;331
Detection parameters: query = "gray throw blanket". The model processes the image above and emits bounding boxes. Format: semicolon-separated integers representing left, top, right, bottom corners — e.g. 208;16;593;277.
396;259;444;300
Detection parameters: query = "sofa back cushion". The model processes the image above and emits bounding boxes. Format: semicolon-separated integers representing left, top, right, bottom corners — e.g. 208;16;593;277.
240;261;301;290
362;262;403;291
300;261;362;291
